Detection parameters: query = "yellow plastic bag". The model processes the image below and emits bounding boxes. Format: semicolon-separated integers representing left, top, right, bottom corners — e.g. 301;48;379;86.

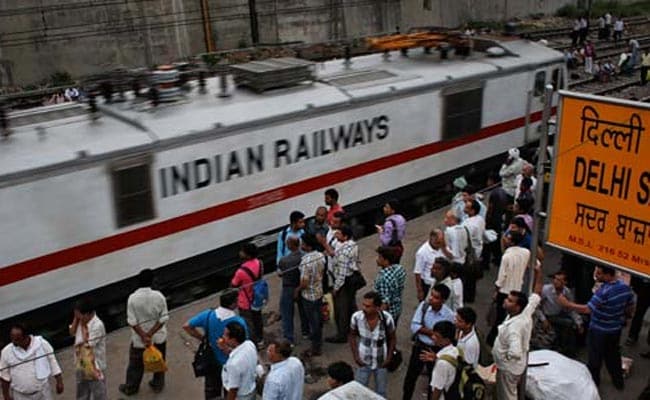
143;345;167;373
75;345;100;380
323;293;335;324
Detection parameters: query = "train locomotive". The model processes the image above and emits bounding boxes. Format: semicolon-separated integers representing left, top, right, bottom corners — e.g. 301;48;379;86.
0;33;566;342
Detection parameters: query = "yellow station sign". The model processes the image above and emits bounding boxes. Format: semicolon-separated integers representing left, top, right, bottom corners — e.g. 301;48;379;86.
547;92;650;277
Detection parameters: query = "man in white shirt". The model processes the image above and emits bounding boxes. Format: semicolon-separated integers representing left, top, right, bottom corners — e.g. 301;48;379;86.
0;323;64;400
492;260;543;400
442;210;467;264
69;299;107;400
413;229;445;301
429;320;459;400
262;339;304;400
119;269;169;396
514;162;537;202
455;307;480;367
462;200;485;303
487;231;530;346
430;257;461;312
219;322;258;400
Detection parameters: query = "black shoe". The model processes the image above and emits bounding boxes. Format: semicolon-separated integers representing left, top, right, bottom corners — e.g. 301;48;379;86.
325;336;347;343
118;384;138;396
641;351;650;359
148;380;164;393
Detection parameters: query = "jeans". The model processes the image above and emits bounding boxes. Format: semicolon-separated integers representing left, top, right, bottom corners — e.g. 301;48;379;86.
124;342;166;392
587;329;624;389
280;286;309;343
76;371;107;400
302;297;323;352
355;366;387;398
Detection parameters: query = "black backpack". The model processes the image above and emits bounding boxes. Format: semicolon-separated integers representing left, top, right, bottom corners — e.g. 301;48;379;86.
438;348;486;400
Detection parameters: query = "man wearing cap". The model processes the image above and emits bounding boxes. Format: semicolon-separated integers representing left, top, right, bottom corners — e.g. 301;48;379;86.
499;149;524;202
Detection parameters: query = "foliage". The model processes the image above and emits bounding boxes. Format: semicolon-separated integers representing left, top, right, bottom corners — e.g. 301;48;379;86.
48;71;73;87
556;0;650;18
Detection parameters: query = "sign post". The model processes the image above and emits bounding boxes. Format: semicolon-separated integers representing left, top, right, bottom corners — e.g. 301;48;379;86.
546;91;650;278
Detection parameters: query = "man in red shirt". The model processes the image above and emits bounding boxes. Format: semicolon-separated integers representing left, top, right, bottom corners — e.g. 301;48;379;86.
325;188;343;226
231;243;263;348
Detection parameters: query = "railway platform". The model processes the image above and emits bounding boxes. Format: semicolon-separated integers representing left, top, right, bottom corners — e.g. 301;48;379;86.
49;206;649;399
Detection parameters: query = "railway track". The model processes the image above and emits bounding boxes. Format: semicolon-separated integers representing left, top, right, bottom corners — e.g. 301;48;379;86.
521;15;648;40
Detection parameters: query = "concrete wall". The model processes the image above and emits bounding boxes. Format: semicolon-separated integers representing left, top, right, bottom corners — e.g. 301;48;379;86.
0;0;400;85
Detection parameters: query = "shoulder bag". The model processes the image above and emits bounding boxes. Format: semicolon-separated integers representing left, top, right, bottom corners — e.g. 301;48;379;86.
192;311;219;377
378;311;402;372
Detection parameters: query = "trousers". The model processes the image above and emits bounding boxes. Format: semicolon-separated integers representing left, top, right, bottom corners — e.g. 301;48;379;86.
334;282;357;339
356;366;387;398
124;342;166;391
402;341;436;400
587;329;624;389
280;285;309;343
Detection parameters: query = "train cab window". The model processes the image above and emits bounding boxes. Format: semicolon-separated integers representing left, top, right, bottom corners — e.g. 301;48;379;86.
552;68;563;90
534;71;546;96
442;84;483;140
111;156;155;228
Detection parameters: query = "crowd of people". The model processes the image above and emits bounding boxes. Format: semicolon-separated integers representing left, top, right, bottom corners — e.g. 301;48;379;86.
564;15;650;88
1;149;649;400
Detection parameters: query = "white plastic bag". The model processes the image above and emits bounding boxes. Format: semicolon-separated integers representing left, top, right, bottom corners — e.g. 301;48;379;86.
526;350;600;400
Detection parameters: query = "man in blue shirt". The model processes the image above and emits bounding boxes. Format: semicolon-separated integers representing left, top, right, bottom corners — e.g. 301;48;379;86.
262;339;304;400
276;211;305;264
183;291;248;400
558;265;635;391
402;284;455;400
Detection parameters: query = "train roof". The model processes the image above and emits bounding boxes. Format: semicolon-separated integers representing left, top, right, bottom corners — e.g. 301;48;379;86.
0;38;563;183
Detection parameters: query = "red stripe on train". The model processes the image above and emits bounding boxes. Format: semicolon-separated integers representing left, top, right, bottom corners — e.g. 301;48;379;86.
0;110;548;287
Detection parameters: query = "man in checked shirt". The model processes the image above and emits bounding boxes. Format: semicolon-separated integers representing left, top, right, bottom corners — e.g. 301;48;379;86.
327;226;361;344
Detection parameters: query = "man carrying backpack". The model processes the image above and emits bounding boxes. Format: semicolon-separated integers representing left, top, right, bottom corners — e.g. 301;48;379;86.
430;320;486;400
231;243;265;349
276;211;305;264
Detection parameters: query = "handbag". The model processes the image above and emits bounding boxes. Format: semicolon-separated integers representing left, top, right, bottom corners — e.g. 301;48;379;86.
347;270;367;291
378;311;402;372
192;311;219;377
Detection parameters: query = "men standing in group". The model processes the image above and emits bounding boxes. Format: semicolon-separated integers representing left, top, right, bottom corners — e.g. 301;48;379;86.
349;291;396;398
262;339;305;400
492;260;543;400
231;243;264;348
183;291;248;400
325;188;343;225
430;257;461;312
462;199;485;303
219;322;258;400
499;148;524;203
374;246;406;324
413;229;445;302
327;226;361;344
558;265;635;391
514;162;537;202
305;206;329;239
0;324;64;400
119;269;169;395
487;231;529;346
377;200;406;262
429;321;460;400
277;236;309;344
298;233;326;357
276;211;305;264
70;299;107;400
402;284;455;400
455;307;480;367
442;209;467;265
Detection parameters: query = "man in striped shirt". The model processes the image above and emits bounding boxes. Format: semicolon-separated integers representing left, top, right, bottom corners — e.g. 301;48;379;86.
298;233;325;357
558;265;635;391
